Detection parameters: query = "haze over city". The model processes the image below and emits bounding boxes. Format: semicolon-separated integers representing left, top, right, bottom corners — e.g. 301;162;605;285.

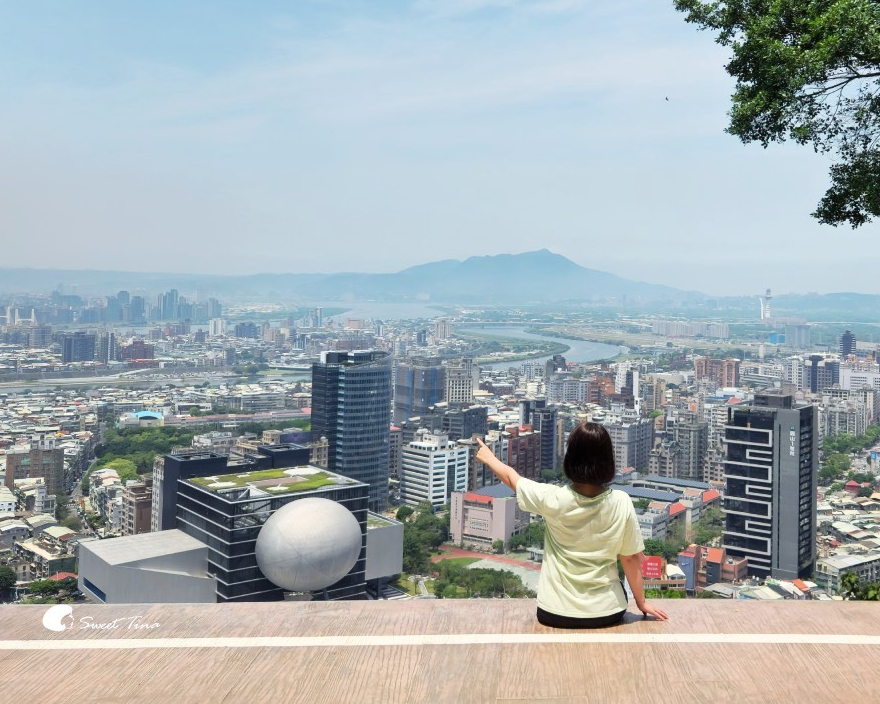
2;1;876;296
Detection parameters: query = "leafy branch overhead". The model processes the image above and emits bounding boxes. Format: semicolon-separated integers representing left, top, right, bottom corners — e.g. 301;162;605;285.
674;0;880;227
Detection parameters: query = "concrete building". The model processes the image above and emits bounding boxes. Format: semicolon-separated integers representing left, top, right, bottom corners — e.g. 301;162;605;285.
122;476;153;536
177;464;370;602
804;355;840;393
400;431;469;510
694;357;739;388
815;552;880;594
504;425;542;481
601;416;653;473
0;486;15;514
3;433;65;496
449;483;529;551
723;392;818;579
445;357;478;405
673;414;708;482
78;529;217;604
394;357;445;423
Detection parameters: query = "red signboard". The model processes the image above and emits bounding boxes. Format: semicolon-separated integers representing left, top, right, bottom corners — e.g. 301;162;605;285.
641;556;663;579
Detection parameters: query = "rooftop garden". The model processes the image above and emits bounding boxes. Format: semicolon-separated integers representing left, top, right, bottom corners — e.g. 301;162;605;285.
190;468;340;494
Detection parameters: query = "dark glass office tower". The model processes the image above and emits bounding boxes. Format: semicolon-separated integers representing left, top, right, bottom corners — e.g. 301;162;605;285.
723;393;818;579
312;350;393;512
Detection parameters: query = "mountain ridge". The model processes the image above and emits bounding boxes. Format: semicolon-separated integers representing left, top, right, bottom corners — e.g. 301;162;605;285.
0;249;700;303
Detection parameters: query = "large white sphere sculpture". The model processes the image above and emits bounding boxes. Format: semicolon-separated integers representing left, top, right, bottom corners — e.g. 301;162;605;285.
255;498;362;592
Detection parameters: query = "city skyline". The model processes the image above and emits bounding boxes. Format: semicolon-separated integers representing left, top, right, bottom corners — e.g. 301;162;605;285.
2;2;877;295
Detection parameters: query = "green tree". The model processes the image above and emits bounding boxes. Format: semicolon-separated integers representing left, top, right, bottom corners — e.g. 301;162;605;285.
841;572;880;600
0;566;16;594
492;539;505;554
674;0;880;227
820;453;852;484
693;507;725;546
396;506;414;522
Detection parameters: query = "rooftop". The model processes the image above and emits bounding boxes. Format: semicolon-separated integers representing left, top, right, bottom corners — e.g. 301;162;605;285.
188;466;357;496
2;600;879;702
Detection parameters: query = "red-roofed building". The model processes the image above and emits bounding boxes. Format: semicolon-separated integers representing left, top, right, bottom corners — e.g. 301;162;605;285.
792;578;811;594
701;489;722;507
678;545;748;592
845;480;861;495
47;572;77;581
450;484;530;551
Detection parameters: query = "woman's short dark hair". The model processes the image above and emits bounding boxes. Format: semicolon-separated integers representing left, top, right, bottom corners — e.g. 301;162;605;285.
563;422;616;485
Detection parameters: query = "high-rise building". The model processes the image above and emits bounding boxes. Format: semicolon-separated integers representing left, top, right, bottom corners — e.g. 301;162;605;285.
129;295;146;322
400;431;469;510
59;331;96;363
434;318;452;341
532;406;559;471
311;350;392;511
673;414;708;482
27;324;53;349
439;405;488;441
694;357;740;388
804;355;839;393
785;324;810;349
504;425;542;481
445;358;478;405
840;329;857;357
601;416;654;472
722;393;818;579
394;357;445;423
122;476;153;536
96;331;118;364
158;288;179;321
4;433;65;496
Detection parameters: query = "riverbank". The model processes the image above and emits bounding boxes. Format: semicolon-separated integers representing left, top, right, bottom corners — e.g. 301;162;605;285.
457;325;623;369
454;329;570;365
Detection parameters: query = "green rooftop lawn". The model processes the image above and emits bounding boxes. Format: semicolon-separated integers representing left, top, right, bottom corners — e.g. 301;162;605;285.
190;469;337;493
367;514;395;529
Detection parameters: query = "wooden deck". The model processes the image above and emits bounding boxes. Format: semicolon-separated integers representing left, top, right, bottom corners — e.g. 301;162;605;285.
2;599;880;703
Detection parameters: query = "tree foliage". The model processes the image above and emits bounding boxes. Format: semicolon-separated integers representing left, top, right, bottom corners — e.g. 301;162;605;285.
841;572;880;600
823;425;880;454
820;452;852;484
401;504;448;575
433;560;535;599
509;521;546;551
0;566;16;593
674;0;880;227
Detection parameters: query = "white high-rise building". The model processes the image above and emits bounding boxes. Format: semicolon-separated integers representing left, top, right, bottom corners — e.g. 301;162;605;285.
208;318;227;337
400;431;469;510
445;358;478;405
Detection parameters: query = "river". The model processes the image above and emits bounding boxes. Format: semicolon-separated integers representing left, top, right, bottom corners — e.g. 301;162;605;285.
458;325;625;369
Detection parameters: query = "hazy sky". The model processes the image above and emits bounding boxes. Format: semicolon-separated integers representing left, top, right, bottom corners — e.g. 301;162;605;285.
1;1;876;296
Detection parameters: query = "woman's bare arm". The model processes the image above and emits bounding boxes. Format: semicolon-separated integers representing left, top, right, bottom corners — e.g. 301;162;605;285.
475;437;521;491
619;553;669;620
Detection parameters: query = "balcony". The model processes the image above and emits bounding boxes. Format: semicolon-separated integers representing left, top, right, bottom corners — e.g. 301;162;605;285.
3;599;879;702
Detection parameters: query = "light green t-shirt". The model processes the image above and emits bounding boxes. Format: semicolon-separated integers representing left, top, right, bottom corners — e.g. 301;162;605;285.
516;478;645;618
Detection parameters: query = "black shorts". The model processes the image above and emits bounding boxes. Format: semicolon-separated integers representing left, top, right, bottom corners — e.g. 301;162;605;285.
536;606;626;629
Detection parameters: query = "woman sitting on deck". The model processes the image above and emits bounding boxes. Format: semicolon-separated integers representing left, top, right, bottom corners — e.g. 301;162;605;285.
475;422;668;628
